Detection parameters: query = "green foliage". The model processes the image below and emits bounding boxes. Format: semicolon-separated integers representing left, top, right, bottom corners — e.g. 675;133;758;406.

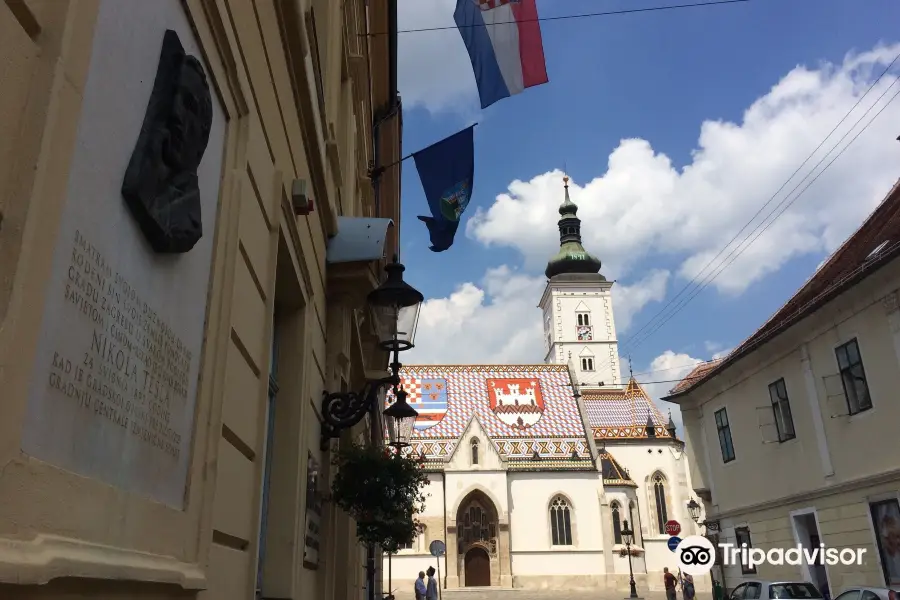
331;444;429;554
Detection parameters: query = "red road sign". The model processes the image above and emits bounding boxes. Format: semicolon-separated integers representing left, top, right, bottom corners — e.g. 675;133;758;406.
665;520;682;536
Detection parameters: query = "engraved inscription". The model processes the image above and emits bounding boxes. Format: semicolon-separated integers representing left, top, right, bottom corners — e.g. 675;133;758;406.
46;229;191;461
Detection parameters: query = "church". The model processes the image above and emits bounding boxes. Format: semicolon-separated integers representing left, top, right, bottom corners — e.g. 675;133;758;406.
385;178;706;594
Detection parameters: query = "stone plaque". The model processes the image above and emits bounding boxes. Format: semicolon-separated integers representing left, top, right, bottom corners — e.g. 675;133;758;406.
21;0;226;509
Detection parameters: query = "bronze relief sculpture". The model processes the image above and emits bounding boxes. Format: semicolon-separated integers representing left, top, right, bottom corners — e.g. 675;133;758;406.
122;30;213;254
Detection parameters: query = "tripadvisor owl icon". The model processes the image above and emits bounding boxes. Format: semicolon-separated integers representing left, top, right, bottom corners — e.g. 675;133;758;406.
676;536;716;576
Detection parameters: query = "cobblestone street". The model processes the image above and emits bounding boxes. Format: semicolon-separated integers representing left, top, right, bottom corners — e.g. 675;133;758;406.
390;589;673;600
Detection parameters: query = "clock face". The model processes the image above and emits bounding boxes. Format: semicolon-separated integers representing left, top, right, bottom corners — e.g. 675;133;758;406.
577;326;593;341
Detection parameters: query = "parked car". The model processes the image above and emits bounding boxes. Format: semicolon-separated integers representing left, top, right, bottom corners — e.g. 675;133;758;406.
833;587;899;600
729;581;824;599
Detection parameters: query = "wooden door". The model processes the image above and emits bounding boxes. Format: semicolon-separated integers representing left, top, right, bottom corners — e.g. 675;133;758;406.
464;547;490;587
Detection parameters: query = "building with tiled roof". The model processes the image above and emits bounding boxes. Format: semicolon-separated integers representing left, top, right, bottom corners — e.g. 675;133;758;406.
662;180;900;593
386;177;704;595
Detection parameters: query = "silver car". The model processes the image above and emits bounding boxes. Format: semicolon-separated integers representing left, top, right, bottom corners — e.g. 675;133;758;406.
833;587;899;600
729;580;824;599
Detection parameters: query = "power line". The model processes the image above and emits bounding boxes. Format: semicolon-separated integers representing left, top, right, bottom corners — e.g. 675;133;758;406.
387;0;755;35
621;73;900;355
576;51;900;383
611;50;900;359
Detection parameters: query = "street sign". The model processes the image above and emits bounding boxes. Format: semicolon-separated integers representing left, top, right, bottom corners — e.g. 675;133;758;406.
667;536;682;552
429;540;446;557
665;520;682;536
705;520;720;532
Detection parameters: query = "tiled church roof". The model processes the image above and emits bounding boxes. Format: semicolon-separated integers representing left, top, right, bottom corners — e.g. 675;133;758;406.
385;365;592;467
581;377;675;440
599;451;636;487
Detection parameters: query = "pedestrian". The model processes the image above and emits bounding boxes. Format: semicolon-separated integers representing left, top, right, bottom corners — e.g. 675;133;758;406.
426;566;438;600
664;567;678;600
414;571;426;600
683;572;695;600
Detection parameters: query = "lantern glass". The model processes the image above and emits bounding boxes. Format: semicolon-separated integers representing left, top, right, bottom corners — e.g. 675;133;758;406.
621;519;634;545
384;389;419;448
687;499;701;522
371;302;421;352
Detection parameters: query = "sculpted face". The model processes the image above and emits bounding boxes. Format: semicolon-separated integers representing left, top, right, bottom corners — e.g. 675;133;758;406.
163;56;211;171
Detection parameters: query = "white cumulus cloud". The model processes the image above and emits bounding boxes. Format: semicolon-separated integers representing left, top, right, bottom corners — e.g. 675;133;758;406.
640;350;710;439
397;0;480;114
466;44;900;295
408;266;670;365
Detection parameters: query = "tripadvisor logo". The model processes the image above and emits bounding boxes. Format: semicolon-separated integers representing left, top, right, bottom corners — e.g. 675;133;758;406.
675;535;867;576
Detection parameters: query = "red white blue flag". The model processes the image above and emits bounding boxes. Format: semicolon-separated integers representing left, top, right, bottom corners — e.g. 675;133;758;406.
455;0;549;109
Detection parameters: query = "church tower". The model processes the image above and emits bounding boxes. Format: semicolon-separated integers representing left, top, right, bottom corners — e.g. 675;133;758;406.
539;176;622;388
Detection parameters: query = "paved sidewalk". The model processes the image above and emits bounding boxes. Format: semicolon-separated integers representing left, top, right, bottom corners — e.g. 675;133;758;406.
390;589;672;600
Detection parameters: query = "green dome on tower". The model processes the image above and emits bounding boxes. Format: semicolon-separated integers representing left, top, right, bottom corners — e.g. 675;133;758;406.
545;176;603;279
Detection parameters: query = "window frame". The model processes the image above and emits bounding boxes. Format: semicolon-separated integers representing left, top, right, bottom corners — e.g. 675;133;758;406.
549;495;574;546
611;501;623;544
734;526;757;575
767;378;796;442
581;357;594;372
714;408;736;463
652;473;668;534
835;338;872;415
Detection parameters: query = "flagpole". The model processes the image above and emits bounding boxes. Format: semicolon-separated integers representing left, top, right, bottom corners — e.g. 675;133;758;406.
369;123;478;179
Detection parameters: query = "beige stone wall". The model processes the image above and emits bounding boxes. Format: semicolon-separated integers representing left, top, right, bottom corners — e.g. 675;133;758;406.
716;478;898;593
0;1;401;600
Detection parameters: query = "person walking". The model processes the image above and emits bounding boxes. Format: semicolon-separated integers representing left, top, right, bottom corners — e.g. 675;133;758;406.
426;566;438;600
664;567;678;600
683;572;696;600
414;571;426;600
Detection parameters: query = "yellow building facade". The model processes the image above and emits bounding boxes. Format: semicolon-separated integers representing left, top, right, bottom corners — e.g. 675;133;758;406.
667;182;900;595
0;0;402;599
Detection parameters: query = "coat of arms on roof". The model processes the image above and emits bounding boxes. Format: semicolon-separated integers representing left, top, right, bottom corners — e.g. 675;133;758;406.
388;376;448;430
486;378;545;430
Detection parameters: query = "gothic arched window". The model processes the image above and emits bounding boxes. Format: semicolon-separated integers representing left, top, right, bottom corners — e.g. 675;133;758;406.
611;501;623;544
471;438;479;465
549;495;573;546
653;473;669;534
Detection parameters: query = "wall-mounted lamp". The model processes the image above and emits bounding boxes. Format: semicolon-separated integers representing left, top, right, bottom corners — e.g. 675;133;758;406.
320;259;423;450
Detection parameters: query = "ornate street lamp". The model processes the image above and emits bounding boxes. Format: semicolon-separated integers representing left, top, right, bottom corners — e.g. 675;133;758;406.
687;499;702;523
384;388;418;451
320;259;424;449
621;519;640;599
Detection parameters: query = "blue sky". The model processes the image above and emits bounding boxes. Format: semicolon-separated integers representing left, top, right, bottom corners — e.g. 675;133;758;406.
393;0;900;425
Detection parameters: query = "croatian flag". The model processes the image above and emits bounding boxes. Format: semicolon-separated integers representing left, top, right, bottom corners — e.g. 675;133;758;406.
454;0;548;109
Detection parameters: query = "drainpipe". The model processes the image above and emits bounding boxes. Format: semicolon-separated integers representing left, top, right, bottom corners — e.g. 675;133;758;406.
442;471;448;588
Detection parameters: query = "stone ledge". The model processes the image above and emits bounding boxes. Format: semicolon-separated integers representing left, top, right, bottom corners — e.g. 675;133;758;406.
0;534;206;588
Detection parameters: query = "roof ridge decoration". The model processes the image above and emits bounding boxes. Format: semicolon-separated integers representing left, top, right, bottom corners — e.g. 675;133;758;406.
667;180;900;398
581;376;674;440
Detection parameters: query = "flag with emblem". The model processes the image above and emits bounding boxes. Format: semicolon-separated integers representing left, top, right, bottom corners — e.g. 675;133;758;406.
454;0;548;109
413;125;475;252
409;378;449;430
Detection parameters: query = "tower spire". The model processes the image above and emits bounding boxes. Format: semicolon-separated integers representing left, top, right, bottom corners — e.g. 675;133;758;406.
544;175;603;279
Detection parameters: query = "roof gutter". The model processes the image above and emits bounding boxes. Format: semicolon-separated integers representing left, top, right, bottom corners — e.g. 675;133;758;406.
663;244;900;403
389;0;398;110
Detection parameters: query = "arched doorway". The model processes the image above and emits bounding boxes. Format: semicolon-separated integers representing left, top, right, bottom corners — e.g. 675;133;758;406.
464;547;490;587
455;490;499;587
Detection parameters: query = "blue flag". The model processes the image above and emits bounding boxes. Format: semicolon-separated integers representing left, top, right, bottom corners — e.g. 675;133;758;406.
414;126;475;252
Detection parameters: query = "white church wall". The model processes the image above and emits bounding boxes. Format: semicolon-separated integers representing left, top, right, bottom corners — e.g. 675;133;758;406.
507;470;606;587
604;441;700;576
388;473;448;588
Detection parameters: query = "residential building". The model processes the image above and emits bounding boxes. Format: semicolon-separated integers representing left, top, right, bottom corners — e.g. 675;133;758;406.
383;178;705;595
0;1;401;599
665;180;900;595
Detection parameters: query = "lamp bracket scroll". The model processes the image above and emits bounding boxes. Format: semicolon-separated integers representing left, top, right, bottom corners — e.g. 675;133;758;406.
320;373;398;450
